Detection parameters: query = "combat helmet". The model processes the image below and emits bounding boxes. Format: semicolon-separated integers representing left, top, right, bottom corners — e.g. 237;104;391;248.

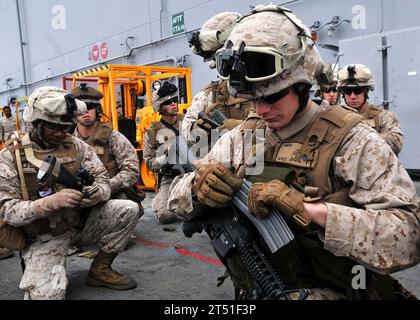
337;64;375;91
71;83;104;116
214;4;323;99
151;82;178;113
313;63;338;97
23;86;86;125
188;12;242;64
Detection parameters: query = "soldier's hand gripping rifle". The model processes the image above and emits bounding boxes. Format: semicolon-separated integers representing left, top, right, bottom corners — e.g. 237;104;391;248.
178;113;307;299
197;109;230;130
37;154;97;198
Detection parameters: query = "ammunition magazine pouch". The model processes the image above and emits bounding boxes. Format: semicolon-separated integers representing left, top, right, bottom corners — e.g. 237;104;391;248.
22;213;81;240
120;187;145;218
361;105;381;131
270;231;404;300
105;159;119;178
87;123;119;178
0;220;27;250
122;186;145;203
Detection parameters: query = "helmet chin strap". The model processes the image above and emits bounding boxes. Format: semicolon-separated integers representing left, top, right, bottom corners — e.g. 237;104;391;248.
291;83;311;120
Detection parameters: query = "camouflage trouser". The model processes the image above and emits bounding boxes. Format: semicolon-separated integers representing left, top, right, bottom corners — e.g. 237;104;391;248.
152;176;179;224
112;191;144;218
19;199;139;300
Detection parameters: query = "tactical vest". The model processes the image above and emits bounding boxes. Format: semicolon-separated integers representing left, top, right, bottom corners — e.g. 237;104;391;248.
81;123;145;207
5;133;82;238
81;123;118;178
148;114;184;139
229;106;399;299
251;106;361;200
202;80;254;120
360;104;381;132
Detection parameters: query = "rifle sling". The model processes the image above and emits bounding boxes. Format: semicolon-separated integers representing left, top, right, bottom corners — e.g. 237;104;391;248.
159;118;179;136
13;131;29;201
21;134;61;177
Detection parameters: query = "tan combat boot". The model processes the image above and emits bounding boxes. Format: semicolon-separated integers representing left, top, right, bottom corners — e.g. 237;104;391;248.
0;246;14;260
86;250;137;290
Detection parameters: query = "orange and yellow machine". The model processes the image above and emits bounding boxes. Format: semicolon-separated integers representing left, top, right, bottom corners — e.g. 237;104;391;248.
71;64;192;191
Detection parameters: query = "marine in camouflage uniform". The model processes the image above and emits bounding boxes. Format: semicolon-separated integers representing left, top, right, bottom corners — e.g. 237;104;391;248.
0;105;25;142
143;82;184;223
0;86;139;299
168;6;419;300
0;106;20;259
312;64;340;107
182;12;254;146
338;64;404;155
71;84;144;216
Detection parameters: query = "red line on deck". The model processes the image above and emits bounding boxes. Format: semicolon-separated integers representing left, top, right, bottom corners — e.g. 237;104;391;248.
133;236;224;267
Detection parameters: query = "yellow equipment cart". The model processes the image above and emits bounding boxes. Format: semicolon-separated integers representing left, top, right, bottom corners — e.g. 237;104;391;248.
71;64;192;191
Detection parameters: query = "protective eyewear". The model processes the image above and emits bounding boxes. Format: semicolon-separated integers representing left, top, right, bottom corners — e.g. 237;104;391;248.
215;41;306;82
322;87;337;93
342;87;364;95
257;88;290;104
43;122;73;133
85;102;101;110
161;97;179;106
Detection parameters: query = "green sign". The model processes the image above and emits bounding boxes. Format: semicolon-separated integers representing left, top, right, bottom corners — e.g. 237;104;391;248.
172;12;185;35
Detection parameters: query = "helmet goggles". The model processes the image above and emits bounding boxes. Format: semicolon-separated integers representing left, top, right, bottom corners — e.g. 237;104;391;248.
215;39;306;83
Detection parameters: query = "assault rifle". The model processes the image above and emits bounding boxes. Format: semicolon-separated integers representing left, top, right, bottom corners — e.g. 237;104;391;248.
37;154;97;198
179;112;307;299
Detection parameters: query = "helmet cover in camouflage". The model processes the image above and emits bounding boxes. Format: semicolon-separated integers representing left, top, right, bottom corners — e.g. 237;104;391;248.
71;83;103;115
190;12;242;62
337;64;375;90
151;82;178;113
23;86;87;125
224;5;323;99
313;63;338;96
71;83;103;104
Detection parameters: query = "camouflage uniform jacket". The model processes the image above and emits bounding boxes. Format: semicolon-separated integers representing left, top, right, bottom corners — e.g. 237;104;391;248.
74;124;140;195
344;102;404;155
0;136;111;227
181;88;209;140
181;80;253;141
169;102;420;274
144;115;184;173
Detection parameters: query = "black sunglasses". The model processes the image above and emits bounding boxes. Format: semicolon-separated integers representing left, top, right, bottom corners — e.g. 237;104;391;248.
85;102;101;110
258;88;290;104
322;87;337;93
342;87;365;95
43;122;73;133
161;97;179;106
